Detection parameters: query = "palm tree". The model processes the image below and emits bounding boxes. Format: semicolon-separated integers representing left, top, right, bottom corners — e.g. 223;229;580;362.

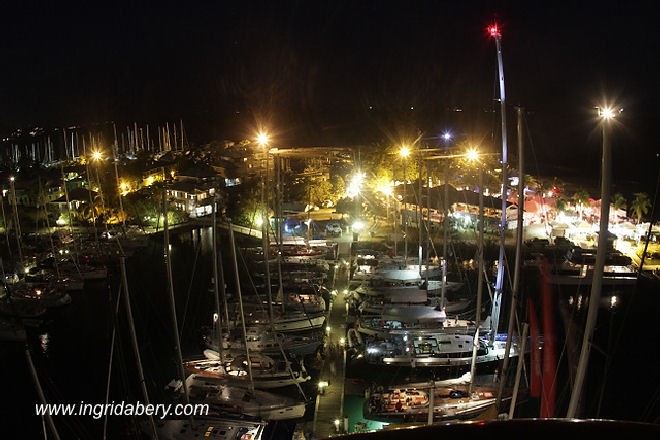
572;189;591;221
555;198;569;215
612;193;628;223
630;192;652;223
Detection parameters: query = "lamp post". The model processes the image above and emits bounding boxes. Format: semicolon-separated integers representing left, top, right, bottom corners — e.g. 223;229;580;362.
400;147;410;263
91;150;107;232
256;132;275;320
441;132;451;308
466;147;484;394
567;106;619;418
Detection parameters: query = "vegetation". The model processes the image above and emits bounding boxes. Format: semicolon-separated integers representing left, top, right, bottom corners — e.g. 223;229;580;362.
630;192;651;223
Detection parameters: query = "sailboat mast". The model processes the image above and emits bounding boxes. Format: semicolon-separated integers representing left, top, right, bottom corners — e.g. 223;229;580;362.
469;161;485;395
489;22;508;345
26;347;62;440
162;189;191;408
211;197;227;361
497;105;526;409
112;123;126;232
119;252;159;438
229;226;255;393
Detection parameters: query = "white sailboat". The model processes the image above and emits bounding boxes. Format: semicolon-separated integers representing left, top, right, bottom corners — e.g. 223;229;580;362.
150;415;267;440
364;372;502;422
183;350;311;390
173;374;307;421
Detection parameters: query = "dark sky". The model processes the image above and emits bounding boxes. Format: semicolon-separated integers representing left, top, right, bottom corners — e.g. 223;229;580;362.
1;1;658;195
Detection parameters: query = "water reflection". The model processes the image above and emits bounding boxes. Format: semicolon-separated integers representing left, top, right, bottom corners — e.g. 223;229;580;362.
38;332;49;354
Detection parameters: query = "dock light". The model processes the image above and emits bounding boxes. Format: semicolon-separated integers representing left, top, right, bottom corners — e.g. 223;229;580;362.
326;326;331;333
339;337;346;346
318;380;328;395
334;419;341;432
352;220;365;232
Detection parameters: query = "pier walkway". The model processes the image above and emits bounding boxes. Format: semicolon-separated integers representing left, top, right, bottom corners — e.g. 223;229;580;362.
309;240;352;438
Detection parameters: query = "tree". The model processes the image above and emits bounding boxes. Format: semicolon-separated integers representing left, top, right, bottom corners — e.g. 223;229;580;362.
329;175;346;202
630;192;651;223
555;198;569;214
572;189;591;220
612;192;627;223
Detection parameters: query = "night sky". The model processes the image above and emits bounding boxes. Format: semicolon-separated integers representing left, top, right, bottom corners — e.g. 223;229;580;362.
1;1;658;195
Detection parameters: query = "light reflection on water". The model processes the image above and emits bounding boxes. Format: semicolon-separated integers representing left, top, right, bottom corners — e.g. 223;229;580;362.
38;332;49;354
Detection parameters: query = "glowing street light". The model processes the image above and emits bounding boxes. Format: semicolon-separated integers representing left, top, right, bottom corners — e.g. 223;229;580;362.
255;130;275;319
568;103;620;418
399;146;411;262
256;132;270;147
466;148;480;162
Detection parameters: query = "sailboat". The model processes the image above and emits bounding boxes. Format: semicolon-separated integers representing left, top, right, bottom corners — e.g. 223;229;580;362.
202;323;323;357
172;226;309;421
150;414;267;440
183;349;311;390
363;373;506;423
142;194;272;439
170;374;308;421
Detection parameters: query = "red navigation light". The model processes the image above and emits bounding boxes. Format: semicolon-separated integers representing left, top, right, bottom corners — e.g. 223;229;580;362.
488;23;500;37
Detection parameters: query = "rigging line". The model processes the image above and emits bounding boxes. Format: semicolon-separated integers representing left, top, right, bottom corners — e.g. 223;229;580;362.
522;109;543;189
179;233;202;338
595;304;617;417
600;160;660;418
103;282;123;440
237;245;268;308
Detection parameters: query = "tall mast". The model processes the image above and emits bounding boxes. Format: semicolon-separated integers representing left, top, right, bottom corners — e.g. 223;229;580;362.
119;246;159;438
229;225;255;393
497;105;526;409
162;188;193;422
469;157;485;394
112;123;126;233
488;22;508;344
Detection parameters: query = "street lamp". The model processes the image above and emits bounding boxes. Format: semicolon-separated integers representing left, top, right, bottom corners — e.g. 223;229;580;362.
255;131;275;320
90;150;107;230
440;132;452;306
568;105;620;417
400;147;410;263
465;147;485;391
348;172;365;242
377;183;393;241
